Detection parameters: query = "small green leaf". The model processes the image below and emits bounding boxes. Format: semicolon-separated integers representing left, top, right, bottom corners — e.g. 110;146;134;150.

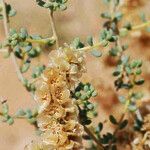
101;12;111;19
113;71;120;76
119;28;128;37
109;47;119;56
139;12;146;22
8;9;16;17
24;45;32;52
2;103;9;115
72;38;84;49
28;49;38;58
92;91;98;97
20;63;30;73
15;109;26;116
135;79;145;85
82;119;92;125
87;104;94;110
84;85;89;92
125;66;132;75
119;120;128;129
20;28;28;38
98;122;103;132
132;92;143;99
7;116;14;125
25;109;32;119
118;96;126;104
36;0;45;7
80;94;88;100
59;4;67;10
128;104;137;112
109;115;118;125
91;50;102;57
114;12;123;21
28;118;37;124
87;36;93;46
30;35;42;40
135;69;142;75
121;55;129;65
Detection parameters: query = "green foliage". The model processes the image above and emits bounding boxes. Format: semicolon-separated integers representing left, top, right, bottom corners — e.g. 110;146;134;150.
32;65;45;78
87;36;94;46
71;38;84;49
100;29;118;43
73;82;98;126
113;56;144;90
36;0;68;11
0;102;14;125
0;0;149;149
0;3;16;20
2;28;54;75
22;78;36;92
109;115;118;125
91;49;102;57
119;120;128;129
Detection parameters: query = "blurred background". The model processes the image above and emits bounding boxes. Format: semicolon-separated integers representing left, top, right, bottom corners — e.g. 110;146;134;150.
0;0;150;149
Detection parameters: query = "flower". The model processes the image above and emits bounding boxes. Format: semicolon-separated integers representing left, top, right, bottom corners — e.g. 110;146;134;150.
29;47;85;149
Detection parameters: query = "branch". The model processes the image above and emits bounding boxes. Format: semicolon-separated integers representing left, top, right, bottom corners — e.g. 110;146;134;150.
84;125;104;150
26;36;55;45
113;113;125;136
77;21;150;52
1;0;24;82
77;40;106;52
49;10;59;49
132;21;150;30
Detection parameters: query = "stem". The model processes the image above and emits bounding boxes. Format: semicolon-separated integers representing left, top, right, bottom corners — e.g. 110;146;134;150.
132;21;150;30
26;36;55;45
108;113;125;150
113;113;125;136
84;125;104;150
49;10;59;49
76;21;150;52
1;0;24;82
77;40;107;51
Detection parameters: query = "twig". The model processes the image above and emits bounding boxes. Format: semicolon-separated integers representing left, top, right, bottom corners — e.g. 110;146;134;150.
1;0;9;37
77;40;106;51
132;21;150;30
76;21;150;52
49;10;59;49
84;125;104;150
113;113;125;136
26;36;55;44
1;0;24;82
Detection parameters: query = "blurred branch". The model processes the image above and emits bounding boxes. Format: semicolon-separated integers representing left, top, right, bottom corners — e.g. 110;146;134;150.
49;10;59;49
1;0;24;82
26;36;55;45
77;40;106;52
132;21;150;30
77;21;150;52
84;125;104;150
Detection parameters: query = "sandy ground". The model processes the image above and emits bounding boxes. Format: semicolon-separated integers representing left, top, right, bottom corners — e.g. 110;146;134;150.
0;0;150;149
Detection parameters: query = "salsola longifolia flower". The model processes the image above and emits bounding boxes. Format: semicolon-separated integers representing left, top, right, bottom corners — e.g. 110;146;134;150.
26;47;86;150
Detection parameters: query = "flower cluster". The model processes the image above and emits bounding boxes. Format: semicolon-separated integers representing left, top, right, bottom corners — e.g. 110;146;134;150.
26;47;86;149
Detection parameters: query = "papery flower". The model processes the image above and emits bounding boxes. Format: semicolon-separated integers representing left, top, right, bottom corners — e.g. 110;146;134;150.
27;47;85;150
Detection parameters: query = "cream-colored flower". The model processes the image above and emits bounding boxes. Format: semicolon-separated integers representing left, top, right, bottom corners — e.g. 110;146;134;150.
29;47;85;150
